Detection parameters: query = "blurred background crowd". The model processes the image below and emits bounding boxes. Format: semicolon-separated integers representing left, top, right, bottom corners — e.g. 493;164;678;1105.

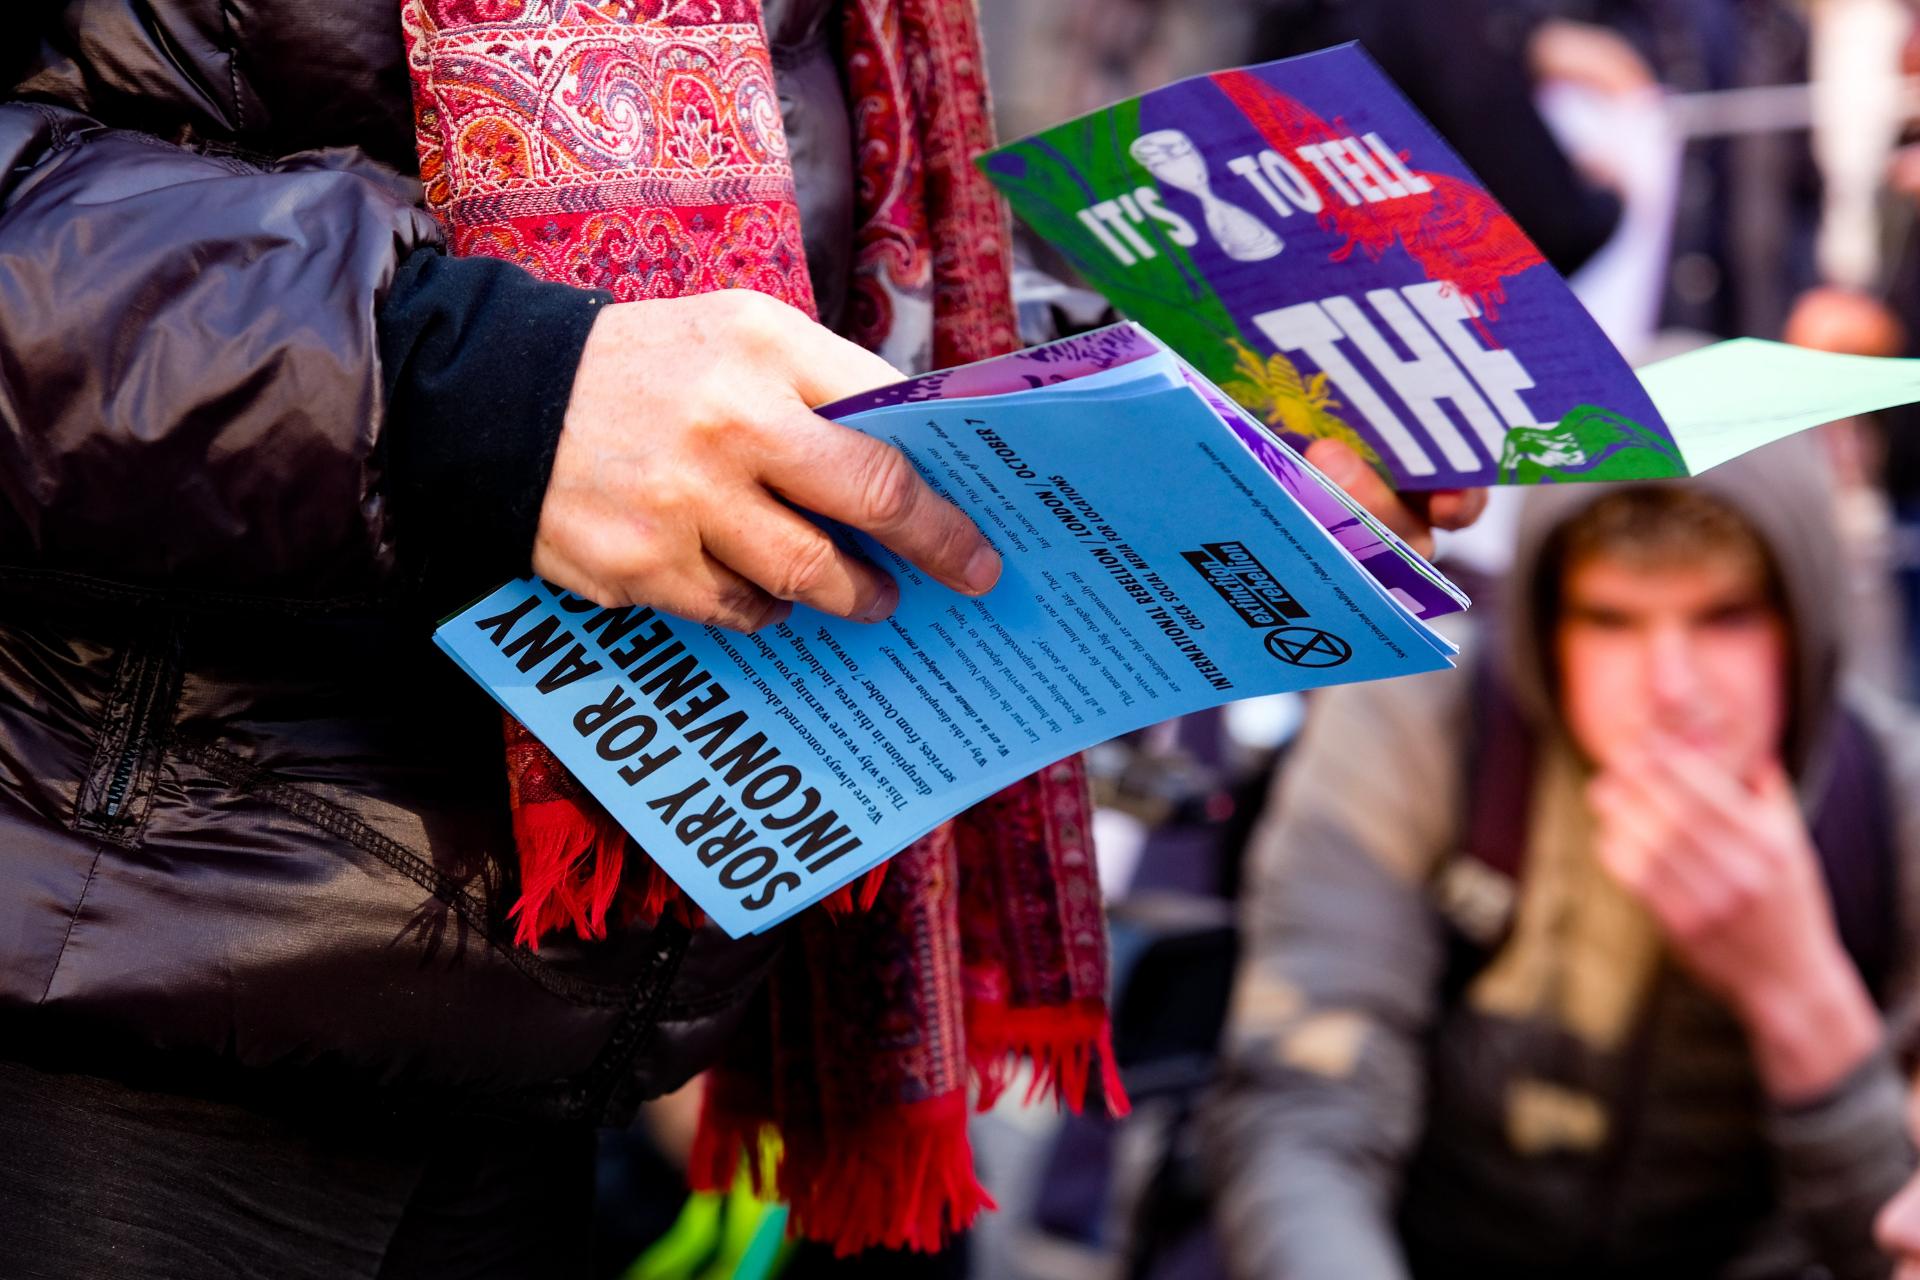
599;2;1920;1276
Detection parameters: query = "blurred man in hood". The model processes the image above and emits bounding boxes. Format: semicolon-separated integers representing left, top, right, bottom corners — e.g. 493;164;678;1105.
1207;436;1920;1280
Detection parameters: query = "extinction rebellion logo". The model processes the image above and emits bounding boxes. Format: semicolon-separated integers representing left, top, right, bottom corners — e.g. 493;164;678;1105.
1264;626;1353;667
1182;540;1351;670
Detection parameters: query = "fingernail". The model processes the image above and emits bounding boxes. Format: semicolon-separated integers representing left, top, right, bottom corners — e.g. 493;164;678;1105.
858;580;900;623
962;543;1002;595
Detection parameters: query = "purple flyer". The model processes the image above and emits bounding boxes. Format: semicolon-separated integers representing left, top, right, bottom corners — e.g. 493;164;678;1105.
980;44;1686;490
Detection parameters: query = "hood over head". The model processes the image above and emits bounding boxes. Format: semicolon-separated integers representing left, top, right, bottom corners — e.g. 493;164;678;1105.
1503;433;1846;778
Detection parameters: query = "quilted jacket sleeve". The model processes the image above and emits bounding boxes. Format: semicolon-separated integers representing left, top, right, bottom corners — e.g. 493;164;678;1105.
0;102;436;598
0;101;604;605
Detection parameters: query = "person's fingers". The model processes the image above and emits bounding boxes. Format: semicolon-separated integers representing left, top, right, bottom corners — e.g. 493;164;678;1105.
1594;831;1636;886
1422;487;1489;532
648;552;792;632
1612;745;1774;928
1644;838;1728;933
1590;777;1672;851
1601;752;1750;892
702;494;901;622
1593;771;1682;857
1747;757;1799;813
762;413;1002;596
1593;789;1722;932
1594;824;1653;895
1648;734;1761;833
729;290;904;406
1304;438;1433;558
533;293;912;623
1601;746;1698;835
537;521;788;630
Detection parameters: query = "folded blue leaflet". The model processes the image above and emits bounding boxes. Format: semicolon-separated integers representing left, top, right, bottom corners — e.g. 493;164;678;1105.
437;350;1459;936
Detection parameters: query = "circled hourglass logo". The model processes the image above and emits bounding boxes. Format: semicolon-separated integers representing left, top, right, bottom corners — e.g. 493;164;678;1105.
1129;129;1283;263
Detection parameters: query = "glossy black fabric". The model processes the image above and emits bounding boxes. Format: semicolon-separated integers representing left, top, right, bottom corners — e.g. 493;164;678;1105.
9;0;854;328
0;0;855;1151
0;103;428;597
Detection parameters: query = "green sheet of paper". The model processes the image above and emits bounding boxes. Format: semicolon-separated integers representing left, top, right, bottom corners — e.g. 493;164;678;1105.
1638;339;1920;474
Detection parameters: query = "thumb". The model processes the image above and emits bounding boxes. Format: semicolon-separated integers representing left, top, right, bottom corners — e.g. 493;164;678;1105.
1303;438;1434;558
1304;437;1367;489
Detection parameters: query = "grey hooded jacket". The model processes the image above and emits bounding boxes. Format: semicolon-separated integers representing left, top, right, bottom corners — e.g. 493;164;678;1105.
1205;436;1920;1280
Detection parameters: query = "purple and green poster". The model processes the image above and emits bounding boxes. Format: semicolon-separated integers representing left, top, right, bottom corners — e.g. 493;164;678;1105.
980;44;1686;490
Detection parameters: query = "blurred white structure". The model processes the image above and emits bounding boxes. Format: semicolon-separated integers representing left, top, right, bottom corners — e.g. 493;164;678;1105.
1811;0;1913;290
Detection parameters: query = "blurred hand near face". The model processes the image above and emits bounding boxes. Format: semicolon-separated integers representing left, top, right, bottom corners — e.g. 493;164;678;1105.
1591;742;1834;1006
1564;551;1879;1101
1526;19;1660;98
1589;737;1880;1102
537;298;1481;632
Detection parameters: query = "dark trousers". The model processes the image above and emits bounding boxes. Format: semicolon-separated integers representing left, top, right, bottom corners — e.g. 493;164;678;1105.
0;1058;595;1280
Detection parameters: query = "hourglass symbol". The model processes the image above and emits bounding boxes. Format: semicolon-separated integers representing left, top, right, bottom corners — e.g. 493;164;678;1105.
1129;129;1283;263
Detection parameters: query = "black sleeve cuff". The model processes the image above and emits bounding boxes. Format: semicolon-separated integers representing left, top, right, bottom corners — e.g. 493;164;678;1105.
378;247;610;605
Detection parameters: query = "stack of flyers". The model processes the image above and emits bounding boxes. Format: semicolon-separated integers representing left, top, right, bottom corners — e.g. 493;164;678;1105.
437;328;1462;935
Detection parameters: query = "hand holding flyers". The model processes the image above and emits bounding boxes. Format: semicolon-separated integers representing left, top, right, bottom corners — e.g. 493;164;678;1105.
535;290;998;632
440;336;1463;935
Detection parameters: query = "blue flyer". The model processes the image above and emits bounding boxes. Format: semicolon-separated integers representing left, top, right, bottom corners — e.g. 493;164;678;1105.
438;357;1457;936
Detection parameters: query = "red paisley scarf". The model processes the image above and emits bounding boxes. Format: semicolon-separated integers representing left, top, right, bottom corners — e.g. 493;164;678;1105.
402;0;1125;1255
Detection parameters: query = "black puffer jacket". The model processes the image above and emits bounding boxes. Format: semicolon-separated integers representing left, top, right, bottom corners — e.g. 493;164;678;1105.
0;0;852;1124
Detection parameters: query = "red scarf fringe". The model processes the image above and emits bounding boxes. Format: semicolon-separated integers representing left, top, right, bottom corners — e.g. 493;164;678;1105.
505;799;628;949
968;997;1131;1116
691;1091;995;1257
684;996;1128;1255
510;812;892;945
